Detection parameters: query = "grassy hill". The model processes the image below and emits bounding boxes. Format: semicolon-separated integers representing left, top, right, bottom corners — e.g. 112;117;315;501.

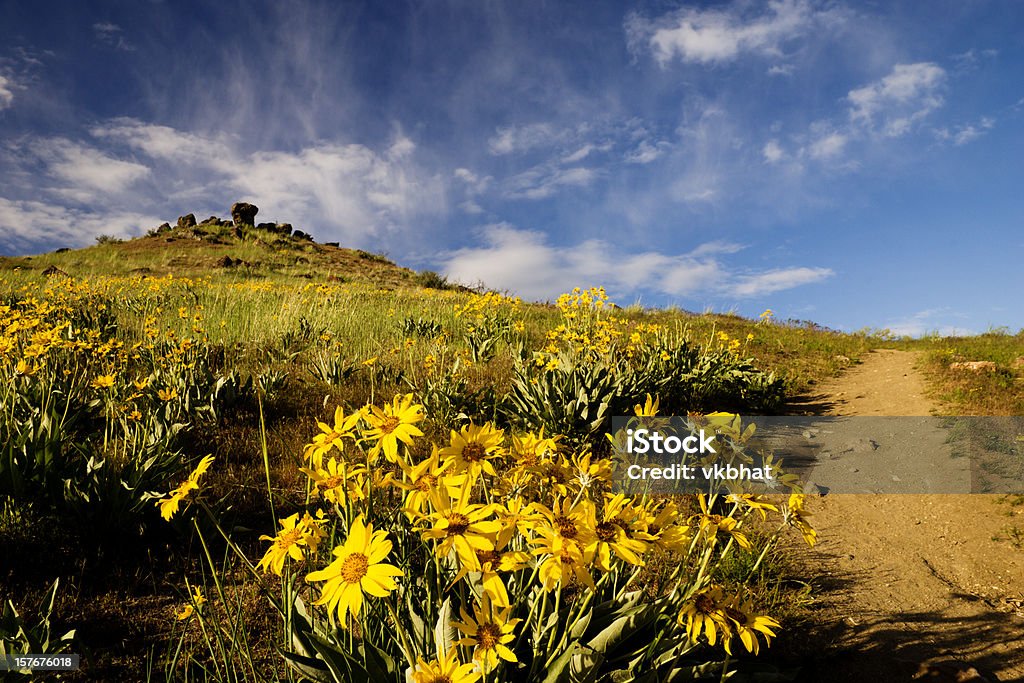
1;216;442;290
1;211;1021;681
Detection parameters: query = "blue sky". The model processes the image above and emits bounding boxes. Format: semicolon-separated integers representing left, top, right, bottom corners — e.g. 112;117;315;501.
1;1;1021;335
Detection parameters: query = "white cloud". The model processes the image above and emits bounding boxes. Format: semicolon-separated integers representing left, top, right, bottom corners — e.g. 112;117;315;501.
731;267;833;297
88;119;444;244
848;63;946;136
91;119;236;170
767;64;794;76
808;132;847;160
562;145;595;163
458;200;484;215
0;74;15;110
487;123;559;155
762;139;784;163
935;117;995;146
625;139;671;164
884;308;973;337
453;167;492;194
31;138;150;196
0;198;160;253
505;165;598;200
440;225;830;301
628;0;835;66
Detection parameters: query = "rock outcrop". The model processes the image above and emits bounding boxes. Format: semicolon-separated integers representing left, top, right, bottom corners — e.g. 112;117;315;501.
231;202;258;227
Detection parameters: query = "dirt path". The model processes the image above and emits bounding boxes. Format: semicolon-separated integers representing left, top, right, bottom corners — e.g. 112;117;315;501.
789;350;1024;682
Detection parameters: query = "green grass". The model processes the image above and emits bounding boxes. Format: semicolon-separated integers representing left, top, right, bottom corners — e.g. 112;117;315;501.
901;329;1024;415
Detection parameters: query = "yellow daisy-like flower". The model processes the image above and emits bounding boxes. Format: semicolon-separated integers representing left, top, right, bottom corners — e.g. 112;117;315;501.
454;595;522;672
531;497;597;548
304;406;362;469
300;457;367;508
784;493;817;547
411;648;480;683
362;393;424;462
305;515;403;627
90;374;115;390
439;421;505;476
726;493;779;521
451;547;531;607
156;455;214;521
588;493;648;572
532;532;595;592
722;594;781;656
639;500;691;554
691;494;751;551
570;450;613;490
389;446;463;520
510;429;560;468
418;485;500;569
157;387;178;402
634;393;660;417
256;512;324;576
678;585;729;646
176;586;206;621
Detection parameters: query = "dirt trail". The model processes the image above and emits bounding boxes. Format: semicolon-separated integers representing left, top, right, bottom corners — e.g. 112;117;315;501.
790;350;1024;682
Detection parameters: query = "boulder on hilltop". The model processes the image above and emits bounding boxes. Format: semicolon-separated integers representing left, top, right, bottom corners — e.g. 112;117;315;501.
231;202;258;227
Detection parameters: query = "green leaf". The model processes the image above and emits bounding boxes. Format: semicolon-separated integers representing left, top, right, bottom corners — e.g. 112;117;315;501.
541;640;579;683
434;597;456;657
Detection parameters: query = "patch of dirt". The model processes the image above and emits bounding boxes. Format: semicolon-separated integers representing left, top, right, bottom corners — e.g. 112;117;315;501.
789;350;1024;682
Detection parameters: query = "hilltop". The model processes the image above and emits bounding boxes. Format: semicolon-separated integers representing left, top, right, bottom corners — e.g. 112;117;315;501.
0;201;455;290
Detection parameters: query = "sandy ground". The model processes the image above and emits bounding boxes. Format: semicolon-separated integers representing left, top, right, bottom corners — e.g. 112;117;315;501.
788;350;1024;682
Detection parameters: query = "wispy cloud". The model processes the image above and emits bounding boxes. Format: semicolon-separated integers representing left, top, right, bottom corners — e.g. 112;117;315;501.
92;22;135;52
807;131;847;160
884;308;974;337
31;137;150;198
3;118;446;251
487;123;561;155
934;117;995;146
731;267;833;297
0;73;15;110
440;224;831;301
847;62;946;137
505;164;598;200
627;0;840;66
0;197;160;252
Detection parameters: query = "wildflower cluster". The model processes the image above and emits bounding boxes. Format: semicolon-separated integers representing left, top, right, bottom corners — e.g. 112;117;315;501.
245;392;816;681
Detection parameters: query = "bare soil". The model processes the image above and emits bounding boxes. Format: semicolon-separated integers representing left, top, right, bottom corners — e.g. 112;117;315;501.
788;349;1024;682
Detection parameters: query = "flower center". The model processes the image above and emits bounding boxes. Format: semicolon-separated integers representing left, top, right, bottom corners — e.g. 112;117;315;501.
445;512;471;536
340;552;369;582
724;606;748;625
694;593;717;614
595;521;617;542
321;475;344;490
380;416;401;435
462;442;487;462
477;549;502;566
477;622;502;650
276;528;302;549
554;515;578;540
416;474;437;492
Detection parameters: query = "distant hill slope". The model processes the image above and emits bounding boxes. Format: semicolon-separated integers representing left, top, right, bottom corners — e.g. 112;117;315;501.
0;205;452;290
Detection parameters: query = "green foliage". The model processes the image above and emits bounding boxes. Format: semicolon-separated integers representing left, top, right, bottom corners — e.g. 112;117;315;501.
413;270;453;291
0;579;76;676
400;316;443;338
